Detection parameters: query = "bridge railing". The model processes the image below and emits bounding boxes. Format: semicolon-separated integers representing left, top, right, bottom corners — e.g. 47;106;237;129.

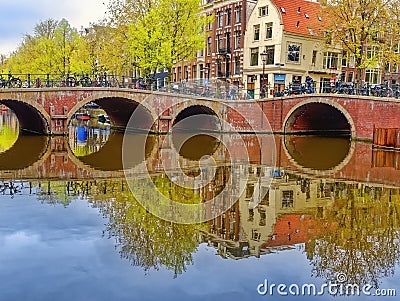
274;80;400;99
1;72;399;100
0;73;134;89
0;73;254;100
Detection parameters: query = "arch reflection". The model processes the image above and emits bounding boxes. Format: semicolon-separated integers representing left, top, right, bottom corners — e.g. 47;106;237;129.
77;132;156;171
0;134;49;170
172;132;221;161
284;135;352;171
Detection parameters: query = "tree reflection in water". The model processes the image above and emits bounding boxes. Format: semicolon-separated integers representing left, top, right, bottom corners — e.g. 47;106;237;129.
8;175;400;284
305;185;400;288
87;179;207;277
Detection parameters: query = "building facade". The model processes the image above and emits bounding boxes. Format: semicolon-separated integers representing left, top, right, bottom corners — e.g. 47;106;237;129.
242;0;342;98
172;0;257;89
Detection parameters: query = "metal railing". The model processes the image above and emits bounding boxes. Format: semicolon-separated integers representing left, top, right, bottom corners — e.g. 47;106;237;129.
274;81;399;99
1;72;399;100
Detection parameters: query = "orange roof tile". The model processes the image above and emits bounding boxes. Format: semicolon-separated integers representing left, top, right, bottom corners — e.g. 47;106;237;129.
272;0;323;36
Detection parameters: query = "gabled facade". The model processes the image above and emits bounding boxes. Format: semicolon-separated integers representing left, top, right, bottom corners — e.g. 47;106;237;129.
243;0;342;98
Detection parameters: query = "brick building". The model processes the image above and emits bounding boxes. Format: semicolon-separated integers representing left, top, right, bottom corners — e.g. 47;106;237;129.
171;0;257;88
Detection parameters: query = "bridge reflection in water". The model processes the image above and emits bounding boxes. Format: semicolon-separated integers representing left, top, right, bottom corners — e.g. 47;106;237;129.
1;111;400;296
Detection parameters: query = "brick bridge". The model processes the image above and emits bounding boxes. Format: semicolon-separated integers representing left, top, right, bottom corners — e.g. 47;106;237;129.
1;88;400;140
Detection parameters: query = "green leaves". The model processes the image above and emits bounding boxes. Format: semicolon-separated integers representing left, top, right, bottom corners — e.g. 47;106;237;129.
126;0;207;77
322;0;400;80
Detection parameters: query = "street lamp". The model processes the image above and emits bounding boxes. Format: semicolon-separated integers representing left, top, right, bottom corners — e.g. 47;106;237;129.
260;50;268;98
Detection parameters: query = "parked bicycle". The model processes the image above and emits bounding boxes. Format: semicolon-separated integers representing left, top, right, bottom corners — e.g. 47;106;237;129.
371;83;393;97
0;73;22;88
62;73;92;87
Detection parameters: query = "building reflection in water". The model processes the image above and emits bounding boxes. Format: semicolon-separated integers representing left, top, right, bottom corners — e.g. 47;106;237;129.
0;109;400;288
2;169;398;286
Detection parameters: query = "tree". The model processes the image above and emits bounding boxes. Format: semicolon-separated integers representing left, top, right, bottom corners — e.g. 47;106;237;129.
320;0;397;81
126;0;209;79
4;19;91;76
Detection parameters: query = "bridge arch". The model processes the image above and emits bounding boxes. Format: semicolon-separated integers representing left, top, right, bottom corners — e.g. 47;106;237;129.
172;104;221;132
0;99;50;134
283;98;356;137
67;94;157;132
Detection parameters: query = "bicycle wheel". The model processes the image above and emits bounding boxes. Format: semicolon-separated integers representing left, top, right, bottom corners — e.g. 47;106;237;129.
10;77;22;88
80;77;92;87
108;77;119;87
66;76;76;87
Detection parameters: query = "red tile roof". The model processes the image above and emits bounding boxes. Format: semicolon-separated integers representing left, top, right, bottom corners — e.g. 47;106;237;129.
261;214;318;248
272;0;323;36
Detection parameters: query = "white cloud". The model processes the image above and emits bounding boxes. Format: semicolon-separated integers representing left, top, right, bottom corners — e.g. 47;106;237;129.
0;0;109;55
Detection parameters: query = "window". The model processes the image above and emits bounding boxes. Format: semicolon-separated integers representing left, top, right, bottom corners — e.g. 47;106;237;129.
226;32;231;52
342;51;348;67
235;6;241;24
192;65;197;79
347;72;354;82
254;25;260;41
246;183;254;198
226;9;231;26
217;11;223;28
323;52;339;69
259;6;268;17
217;34;223;52
207;14;212;30
365;69;381;84
367;45;381;67
207;36;212;55
312;50;317;66
265;22;273;39
184;66;188;80
287;43;301;63
323;31;333;44
235;30;241;49
264;46;275;65
217;60;222;76
250;48;259;66
282;190;294;208
235;56;240;74
349;54;355;68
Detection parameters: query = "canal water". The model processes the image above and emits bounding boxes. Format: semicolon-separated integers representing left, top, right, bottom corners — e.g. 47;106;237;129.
0;110;399;301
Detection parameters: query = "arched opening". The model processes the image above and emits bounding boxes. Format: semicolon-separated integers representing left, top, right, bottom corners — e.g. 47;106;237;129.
0;100;49;134
95;98;155;132
69;98;155;132
285;102;351;136
68;97;155;161
172;105;221;132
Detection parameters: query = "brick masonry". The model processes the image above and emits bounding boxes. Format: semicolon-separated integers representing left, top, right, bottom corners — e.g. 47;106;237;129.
1;89;400;141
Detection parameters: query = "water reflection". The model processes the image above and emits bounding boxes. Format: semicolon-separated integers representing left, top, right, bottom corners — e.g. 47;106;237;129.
0;108;19;152
69;120;111;156
1;110;400;298
2;173;399;287
172;133;221;161
284;135;352;171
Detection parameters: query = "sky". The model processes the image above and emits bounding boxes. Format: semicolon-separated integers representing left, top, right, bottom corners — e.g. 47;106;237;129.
0;0;110;56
